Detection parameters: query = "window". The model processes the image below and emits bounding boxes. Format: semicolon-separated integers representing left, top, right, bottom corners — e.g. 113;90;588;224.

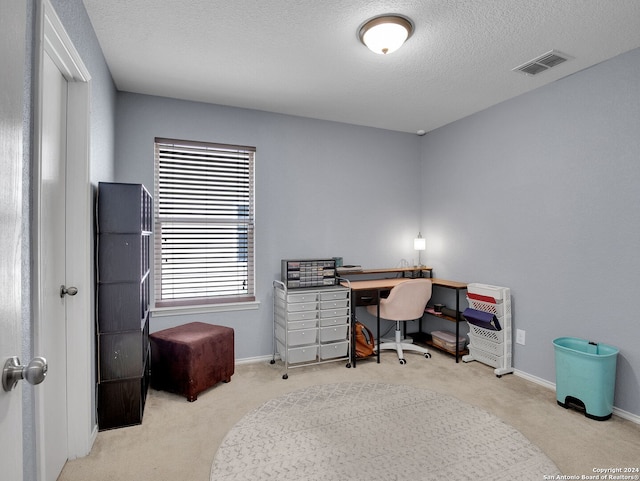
154;138;255;308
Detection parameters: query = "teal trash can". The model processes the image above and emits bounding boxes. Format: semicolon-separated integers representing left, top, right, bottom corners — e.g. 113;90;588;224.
553;337;619;420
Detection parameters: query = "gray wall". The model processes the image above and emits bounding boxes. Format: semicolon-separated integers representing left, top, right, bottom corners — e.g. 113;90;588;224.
47;0;118;424
114;93;422;358
21;1;117;478
420;47;640;416
49;0;117;184
115;48;640;417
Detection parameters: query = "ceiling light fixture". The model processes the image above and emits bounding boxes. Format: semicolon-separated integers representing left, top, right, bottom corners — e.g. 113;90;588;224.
358;14;414;55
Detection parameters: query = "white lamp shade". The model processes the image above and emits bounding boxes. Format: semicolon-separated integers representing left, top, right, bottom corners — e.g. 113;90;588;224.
414;237;426;251
359;15;413;55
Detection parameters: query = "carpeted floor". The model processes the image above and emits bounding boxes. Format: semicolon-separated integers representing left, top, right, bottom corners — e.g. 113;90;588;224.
210;382;561;480
58;349;640;481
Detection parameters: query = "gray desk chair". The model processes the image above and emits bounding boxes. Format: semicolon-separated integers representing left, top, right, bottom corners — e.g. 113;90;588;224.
367;278;432;364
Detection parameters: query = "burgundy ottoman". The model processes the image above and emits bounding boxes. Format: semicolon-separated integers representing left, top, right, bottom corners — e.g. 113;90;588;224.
149;322;234;401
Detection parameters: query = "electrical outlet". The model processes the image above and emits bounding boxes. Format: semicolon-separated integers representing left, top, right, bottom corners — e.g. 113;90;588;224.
516;329;526;345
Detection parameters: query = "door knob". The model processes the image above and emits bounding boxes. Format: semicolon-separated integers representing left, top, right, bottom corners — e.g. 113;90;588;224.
2;356;48;392
60;285;78;298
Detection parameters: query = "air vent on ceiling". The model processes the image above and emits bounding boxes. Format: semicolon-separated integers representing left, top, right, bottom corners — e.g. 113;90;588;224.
513;50;573;76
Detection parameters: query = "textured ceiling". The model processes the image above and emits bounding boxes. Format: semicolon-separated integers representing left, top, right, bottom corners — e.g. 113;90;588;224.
82;0;640;134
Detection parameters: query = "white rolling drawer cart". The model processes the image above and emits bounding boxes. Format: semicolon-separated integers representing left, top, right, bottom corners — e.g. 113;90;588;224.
272;280;351;379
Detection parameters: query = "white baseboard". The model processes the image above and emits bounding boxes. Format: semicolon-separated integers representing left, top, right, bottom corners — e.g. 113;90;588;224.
514;369;640;425
89;424;98;452
612;406;640;424
236;354;277;365
513;368;556;390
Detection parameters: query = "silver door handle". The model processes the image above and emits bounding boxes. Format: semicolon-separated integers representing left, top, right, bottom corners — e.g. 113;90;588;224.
2;356;48;392
60;285;78;298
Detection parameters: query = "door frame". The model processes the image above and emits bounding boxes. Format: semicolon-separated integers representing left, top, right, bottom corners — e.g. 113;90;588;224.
33;0;94;470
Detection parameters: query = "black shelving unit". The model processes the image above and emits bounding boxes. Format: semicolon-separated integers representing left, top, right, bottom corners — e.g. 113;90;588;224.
96;182;152;430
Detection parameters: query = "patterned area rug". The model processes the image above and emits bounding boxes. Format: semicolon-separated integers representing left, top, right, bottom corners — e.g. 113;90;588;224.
210;382;561;480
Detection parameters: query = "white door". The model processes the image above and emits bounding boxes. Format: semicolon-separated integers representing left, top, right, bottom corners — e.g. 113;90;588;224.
36;2;94;476
37;51;70;481
0;2;27;480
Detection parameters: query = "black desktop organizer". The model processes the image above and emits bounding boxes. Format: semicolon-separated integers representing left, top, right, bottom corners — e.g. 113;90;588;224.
281;258;338;289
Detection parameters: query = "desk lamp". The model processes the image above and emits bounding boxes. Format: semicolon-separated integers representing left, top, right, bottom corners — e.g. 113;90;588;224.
414;232;426;267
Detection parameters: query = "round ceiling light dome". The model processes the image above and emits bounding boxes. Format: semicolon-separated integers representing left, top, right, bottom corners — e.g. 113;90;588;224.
359;14;414;55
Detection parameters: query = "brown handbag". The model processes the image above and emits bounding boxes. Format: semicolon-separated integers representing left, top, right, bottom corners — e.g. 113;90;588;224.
354;321;375;358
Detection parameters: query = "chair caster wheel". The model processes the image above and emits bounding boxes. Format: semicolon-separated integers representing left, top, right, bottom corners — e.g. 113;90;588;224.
282;374;288;379
399;358;406;365
270;359;275;364
424;353;431;359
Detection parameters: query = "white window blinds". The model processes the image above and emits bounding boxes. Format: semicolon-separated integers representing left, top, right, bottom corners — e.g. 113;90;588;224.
154;138;255;307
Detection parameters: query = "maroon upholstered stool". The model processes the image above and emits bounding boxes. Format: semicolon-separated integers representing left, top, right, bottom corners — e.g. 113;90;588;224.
149;322;234;402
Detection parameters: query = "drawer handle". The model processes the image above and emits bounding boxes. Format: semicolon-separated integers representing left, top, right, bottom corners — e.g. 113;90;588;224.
360;296;373;302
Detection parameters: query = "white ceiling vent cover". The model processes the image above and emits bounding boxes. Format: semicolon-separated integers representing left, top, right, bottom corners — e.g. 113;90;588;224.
513;50;573;76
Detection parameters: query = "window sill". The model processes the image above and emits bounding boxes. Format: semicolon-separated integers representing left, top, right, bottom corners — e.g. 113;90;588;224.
151;301;260;317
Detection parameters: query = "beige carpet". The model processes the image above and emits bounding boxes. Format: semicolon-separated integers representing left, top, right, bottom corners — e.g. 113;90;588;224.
58;349;640;481
210;382;560;480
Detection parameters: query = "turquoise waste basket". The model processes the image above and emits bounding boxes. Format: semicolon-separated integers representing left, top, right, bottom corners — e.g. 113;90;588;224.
553;337;619;420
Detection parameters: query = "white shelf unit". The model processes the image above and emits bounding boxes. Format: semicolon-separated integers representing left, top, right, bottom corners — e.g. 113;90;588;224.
462;283;514;377
272;280;351;379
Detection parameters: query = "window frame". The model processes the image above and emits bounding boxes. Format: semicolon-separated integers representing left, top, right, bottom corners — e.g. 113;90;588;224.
153;137;256;310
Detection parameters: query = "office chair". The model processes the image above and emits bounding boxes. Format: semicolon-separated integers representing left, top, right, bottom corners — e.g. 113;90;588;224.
367;278;432;364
